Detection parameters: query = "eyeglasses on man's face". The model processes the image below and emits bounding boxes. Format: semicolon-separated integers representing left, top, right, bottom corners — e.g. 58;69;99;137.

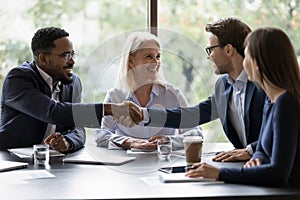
44;52;77;61
205;44;221;56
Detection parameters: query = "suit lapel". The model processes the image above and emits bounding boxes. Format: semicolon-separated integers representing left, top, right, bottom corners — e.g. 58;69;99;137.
222;80;233;134
30;62;52;97
244;81;255;138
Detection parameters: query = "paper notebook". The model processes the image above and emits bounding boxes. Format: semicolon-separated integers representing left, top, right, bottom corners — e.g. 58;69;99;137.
158;172;219;183
0;161;28;172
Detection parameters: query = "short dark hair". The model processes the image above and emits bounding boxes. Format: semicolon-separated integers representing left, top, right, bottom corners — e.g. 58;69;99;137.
31;27;69;58
205;17;251;57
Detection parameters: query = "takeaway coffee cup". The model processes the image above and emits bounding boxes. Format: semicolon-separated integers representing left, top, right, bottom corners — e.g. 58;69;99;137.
183;136;203;164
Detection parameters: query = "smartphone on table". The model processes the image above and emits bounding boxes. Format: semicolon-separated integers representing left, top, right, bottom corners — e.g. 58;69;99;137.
158;165;195;174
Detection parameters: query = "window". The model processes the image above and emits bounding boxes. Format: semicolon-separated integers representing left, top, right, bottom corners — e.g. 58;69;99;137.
1;0;299;142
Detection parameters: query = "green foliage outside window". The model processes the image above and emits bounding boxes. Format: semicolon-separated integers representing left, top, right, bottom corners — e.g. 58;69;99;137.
1;0;300;142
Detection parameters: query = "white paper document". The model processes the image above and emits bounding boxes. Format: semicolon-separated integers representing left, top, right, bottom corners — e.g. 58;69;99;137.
0;170;55;185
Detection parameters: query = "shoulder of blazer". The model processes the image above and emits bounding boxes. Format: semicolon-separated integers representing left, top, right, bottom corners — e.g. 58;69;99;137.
15;61;47;84
214;74;230;94
15;61;51;95
246;81;266;99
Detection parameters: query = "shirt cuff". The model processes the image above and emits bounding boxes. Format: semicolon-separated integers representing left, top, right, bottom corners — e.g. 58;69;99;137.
246;144;254;155
142;108;149;124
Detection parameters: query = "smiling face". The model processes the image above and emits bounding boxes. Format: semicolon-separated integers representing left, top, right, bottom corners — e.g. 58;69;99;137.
40;36;75;85
128;40;161;85
207;33;233;75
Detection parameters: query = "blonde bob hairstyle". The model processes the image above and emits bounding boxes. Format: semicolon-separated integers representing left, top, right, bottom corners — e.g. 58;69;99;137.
116;31;166;91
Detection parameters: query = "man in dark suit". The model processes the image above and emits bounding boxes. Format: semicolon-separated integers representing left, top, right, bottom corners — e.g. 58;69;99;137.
0;27;142;152
125;18;266;162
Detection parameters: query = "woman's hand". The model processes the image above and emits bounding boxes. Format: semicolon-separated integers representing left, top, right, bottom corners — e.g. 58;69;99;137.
244;158;262;168
185;163;220;179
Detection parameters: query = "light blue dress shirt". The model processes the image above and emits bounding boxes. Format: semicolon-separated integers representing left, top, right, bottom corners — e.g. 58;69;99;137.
227;70;248;147
95;83;189;149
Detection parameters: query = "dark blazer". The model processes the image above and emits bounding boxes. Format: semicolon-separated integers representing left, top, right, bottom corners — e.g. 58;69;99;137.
219;92;300;186
148;74;266;150
0;61;103;151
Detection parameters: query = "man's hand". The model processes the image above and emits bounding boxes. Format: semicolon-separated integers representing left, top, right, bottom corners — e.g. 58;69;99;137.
105;101;143;127
212;148;251;162
44;132;70;153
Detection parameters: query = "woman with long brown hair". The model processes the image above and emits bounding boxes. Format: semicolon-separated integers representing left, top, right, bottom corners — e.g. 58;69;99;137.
186;27;300;186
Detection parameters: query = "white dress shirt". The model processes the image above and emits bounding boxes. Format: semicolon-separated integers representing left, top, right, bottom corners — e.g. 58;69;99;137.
36;65;61;141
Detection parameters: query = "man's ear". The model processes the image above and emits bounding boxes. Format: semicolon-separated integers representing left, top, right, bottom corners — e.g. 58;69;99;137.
38;53;47;66
225;44;234;56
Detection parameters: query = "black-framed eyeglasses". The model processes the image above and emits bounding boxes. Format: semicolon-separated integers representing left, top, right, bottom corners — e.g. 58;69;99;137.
205;44;221;56
44;52;77;61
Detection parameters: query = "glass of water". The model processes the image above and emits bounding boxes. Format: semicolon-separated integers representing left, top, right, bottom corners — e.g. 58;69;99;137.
33;144;50;166
157;138;172;160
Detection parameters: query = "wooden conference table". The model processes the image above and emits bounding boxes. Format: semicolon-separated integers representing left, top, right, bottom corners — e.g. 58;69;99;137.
0;142;299;200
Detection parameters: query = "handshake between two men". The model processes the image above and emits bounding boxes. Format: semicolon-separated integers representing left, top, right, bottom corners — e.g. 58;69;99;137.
105;101;144;127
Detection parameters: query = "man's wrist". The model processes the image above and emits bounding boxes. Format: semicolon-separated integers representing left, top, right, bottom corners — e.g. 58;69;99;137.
103;104;112;116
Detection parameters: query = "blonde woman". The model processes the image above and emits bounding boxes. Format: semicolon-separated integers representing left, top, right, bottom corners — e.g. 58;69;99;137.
95;31;193;149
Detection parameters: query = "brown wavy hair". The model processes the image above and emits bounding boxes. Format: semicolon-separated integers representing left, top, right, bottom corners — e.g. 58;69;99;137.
205;17;251;57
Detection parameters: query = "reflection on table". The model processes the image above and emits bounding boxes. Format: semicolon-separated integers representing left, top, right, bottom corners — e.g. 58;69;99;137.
0;142;299;200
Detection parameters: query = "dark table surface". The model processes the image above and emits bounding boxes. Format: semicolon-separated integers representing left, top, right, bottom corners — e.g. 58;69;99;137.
0;143;299;200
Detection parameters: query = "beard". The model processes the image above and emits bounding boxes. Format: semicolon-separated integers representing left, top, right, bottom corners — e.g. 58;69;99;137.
61;76;73;85
61;65;74;85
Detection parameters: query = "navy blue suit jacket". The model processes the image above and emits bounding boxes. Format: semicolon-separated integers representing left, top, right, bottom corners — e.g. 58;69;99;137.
219;92;300;186
147;75;266;150
0;61;103;151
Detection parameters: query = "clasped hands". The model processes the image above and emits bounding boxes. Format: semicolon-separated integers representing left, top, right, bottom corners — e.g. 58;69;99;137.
109;101;144;127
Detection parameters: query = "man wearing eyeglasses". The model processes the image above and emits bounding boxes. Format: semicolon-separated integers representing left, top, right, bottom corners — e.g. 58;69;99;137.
0;27;142;152
124;18;266;162
200;17;266;162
